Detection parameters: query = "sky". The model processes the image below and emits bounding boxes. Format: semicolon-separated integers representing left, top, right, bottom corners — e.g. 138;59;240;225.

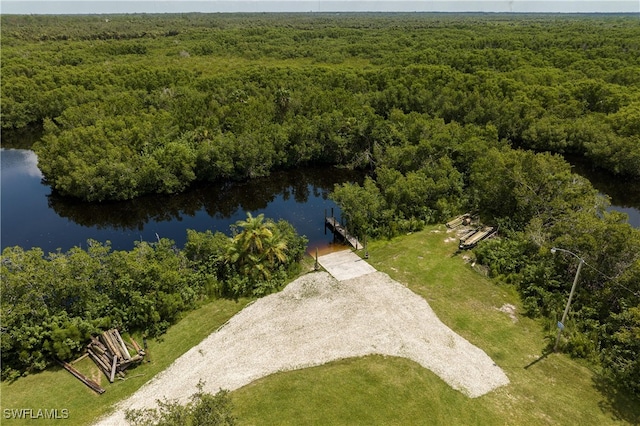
1;1;639;15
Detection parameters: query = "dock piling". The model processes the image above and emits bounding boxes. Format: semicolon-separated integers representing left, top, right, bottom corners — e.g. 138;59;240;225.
325;216;363;250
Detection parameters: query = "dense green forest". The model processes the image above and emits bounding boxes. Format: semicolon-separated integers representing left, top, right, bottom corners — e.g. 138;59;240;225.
1;13;639;398
1;214;307;379
1;14;639;201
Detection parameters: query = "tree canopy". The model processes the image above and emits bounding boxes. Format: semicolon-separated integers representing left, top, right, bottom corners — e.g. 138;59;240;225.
2;14;639;201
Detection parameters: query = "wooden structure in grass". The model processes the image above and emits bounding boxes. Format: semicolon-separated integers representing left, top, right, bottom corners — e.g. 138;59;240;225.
445;214;496;250
86;329;145;384
56;359;105;394
458;227;497;250
446;213;472;228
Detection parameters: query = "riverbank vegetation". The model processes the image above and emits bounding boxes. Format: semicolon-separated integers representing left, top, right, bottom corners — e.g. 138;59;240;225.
3;228;638;425
0;214;306;379
1;14;639;201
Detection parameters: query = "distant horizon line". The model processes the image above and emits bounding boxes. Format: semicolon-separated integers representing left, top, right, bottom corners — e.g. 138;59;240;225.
3;11;640;15
0;10;640;16
2;1;638;15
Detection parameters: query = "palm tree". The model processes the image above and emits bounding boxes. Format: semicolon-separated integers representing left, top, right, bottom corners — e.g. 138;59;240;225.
230;213;272;260
260;230;288;266
226;213;288;281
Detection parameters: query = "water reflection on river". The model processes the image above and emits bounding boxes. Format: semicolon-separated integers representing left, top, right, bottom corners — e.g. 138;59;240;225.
1;148;638;255
566;155;640;228
1;148;364;253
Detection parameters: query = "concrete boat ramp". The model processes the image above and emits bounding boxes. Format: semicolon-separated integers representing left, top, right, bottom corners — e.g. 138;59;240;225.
317;249;377;281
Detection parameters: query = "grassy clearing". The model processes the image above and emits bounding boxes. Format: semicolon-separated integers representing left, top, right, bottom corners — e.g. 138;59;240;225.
0;298;250;425
233;355;499;426
231;225;640;425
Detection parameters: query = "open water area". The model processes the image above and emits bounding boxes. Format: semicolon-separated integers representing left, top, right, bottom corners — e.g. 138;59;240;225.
1;146;364;254
1;144;638;255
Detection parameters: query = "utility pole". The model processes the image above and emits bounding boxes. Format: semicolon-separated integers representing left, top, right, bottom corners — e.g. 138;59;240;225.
551;247;585;352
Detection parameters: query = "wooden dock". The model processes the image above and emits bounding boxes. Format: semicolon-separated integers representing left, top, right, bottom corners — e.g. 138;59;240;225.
325;217;363;250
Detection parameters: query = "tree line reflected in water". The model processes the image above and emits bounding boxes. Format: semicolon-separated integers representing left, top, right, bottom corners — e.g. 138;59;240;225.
47;167;365;231
565;155;640;228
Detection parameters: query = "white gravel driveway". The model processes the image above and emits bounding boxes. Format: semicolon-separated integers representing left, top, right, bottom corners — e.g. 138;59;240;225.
95;254;509;425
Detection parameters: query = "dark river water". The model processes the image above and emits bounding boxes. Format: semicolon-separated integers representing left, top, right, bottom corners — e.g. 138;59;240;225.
1;147;363;254
1;147;638;254
565;155;640;229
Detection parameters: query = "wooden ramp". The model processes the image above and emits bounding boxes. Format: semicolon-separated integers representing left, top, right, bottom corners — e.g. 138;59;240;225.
56;359;105;394
325;217;363;250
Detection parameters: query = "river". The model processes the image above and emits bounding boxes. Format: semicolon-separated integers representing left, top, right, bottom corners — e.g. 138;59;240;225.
565;155;640;228
1;148;638;254
1;147;363;254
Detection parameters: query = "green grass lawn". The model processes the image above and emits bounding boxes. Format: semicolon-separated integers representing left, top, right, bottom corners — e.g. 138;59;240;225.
231;225;640;425
2;226;638;425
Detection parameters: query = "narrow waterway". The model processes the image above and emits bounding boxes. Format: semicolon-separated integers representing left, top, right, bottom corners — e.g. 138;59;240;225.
1;147;364;254
1;146;638;255
566;155;640;228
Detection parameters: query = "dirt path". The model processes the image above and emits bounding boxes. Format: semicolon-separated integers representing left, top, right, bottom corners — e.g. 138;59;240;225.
95;265;509;425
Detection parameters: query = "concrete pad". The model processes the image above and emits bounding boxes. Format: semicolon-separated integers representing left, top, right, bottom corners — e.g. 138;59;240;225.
318;249;377;281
